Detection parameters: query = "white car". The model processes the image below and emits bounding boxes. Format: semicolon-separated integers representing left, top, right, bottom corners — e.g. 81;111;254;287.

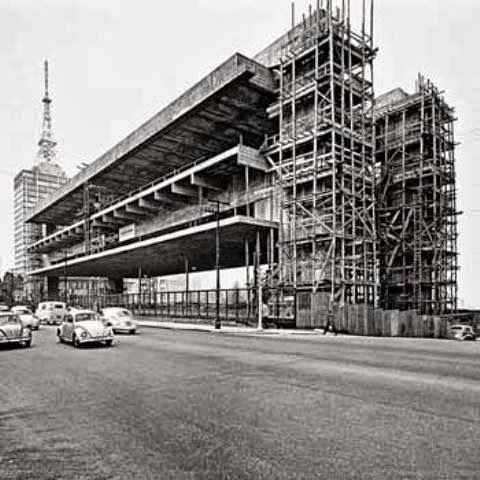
57;309;114;348
36;301;67;325
11;306;40;330
447;324;476;341
0;312;32;348
100;307;137;334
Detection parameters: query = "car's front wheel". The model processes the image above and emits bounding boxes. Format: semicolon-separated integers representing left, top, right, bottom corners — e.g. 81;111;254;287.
57;331;64;343
105;339;113;347
73;334;81;348
23;338;32;348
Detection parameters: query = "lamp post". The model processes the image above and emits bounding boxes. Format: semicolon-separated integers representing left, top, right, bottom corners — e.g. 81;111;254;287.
205;199;230;330
63;249;68;305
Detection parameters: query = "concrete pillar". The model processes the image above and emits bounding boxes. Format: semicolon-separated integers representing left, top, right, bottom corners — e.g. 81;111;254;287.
47;276;59;300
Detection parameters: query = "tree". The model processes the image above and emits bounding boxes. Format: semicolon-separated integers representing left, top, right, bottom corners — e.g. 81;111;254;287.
0;272;24;306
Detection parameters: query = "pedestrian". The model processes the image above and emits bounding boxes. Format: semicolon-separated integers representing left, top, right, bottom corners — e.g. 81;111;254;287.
323;308;337;335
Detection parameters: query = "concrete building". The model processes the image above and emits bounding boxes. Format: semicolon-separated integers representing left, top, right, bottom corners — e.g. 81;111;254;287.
15;60;109;304
14;163;67;279
14;59;68;300
24;3;458;316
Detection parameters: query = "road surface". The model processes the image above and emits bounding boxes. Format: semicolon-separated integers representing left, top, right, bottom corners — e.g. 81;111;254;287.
0;327;479;479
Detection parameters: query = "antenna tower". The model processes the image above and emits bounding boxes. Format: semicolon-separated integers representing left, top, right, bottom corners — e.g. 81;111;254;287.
37;59;57;163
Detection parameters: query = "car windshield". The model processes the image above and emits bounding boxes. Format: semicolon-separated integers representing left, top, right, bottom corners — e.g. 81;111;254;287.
0;315;20;325
14;309;31;315
75;313;99;322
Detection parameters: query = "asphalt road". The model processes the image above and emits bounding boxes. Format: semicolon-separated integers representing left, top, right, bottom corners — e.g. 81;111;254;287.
0;327;479;480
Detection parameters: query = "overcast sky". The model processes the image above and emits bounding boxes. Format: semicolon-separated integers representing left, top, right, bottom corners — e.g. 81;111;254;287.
0;0;479;306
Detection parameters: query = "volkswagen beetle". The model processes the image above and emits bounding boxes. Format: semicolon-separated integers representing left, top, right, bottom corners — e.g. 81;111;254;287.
447;324;476;341
57;309;114;347
11;306;40;330
0;312;32;348
100;307;137;334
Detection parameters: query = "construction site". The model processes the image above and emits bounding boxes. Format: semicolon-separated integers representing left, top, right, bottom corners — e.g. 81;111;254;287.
24;1;459;332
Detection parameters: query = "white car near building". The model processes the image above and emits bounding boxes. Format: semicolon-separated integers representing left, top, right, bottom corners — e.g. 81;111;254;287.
11;306;40;330
36;301;67;325
57;309;114;347
100;307;137;334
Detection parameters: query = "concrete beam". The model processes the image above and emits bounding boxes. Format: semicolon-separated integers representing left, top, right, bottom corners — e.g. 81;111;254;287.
190;173;224;191
125;204;149;216
92;219;114;229
139;198;162;211
171;183;199;199
113;209;138;221
237;147;269;172
154;191;185;206
102;214;125;225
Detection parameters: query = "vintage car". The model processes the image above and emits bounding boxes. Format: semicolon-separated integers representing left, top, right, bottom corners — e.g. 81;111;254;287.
0;312;32;348
57;309;114;347
36;301;67;325
11;306;40;330
447;324;477;341
100;307;137;334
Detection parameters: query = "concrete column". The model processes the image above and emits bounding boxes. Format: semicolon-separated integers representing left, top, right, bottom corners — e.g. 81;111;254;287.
47;276;59;300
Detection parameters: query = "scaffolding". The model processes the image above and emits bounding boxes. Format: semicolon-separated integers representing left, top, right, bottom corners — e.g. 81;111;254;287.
375;75;458;314
263;0;377;308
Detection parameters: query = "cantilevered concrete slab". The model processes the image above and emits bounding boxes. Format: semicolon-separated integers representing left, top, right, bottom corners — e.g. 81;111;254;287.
29;216;277;278
26;54;275;226
28;144;269;254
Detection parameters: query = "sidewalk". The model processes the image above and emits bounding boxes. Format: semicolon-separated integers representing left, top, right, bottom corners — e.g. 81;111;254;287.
137;319;321;336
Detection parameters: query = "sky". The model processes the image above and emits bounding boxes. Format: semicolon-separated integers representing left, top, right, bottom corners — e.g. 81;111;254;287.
0;0;479;306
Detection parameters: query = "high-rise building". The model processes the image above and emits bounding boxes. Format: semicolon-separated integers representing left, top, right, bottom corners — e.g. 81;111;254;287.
13;60;67;300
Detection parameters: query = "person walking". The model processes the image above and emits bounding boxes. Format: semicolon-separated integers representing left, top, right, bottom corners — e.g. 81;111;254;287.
323;307;337;335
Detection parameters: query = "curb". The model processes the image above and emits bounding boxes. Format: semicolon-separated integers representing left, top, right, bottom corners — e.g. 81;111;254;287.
137;322;321;336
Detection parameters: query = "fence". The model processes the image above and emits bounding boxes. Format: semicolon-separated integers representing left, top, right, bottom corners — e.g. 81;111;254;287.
70;288;258;326
295;291;449;338
65;287;453;337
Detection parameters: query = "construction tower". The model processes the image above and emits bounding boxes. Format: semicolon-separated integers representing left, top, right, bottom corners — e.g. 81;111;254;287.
262;0;377;307
375;75;459;314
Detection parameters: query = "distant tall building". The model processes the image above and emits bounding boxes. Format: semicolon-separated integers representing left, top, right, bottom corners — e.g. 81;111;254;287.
14;60;67;299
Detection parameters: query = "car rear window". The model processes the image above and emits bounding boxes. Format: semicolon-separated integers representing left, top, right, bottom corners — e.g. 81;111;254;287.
0;315;20;325
76;313;98;322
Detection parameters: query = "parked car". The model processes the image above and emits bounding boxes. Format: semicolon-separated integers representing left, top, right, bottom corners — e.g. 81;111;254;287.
100;307;137;334
447;324;476;341
0;312;32;348
57;309;114;348
11;306;39;330
36;301;67;325
0;304;10;312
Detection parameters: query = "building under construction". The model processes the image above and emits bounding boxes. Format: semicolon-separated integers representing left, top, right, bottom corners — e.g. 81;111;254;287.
24;1;458;321
375;76;458;315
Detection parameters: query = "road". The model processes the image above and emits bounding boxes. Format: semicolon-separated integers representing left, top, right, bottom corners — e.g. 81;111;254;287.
0;327;479;480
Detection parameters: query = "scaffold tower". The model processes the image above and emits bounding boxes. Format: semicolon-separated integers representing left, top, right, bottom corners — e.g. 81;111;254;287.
375;75;458;314
263;0;377;307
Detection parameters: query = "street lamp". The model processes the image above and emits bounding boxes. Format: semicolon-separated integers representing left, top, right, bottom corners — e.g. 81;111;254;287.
63;249;68;305
205;199;230;330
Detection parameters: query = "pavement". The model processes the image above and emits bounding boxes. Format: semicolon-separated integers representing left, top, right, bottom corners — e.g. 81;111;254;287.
0;326;479;479
136;318;317;335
